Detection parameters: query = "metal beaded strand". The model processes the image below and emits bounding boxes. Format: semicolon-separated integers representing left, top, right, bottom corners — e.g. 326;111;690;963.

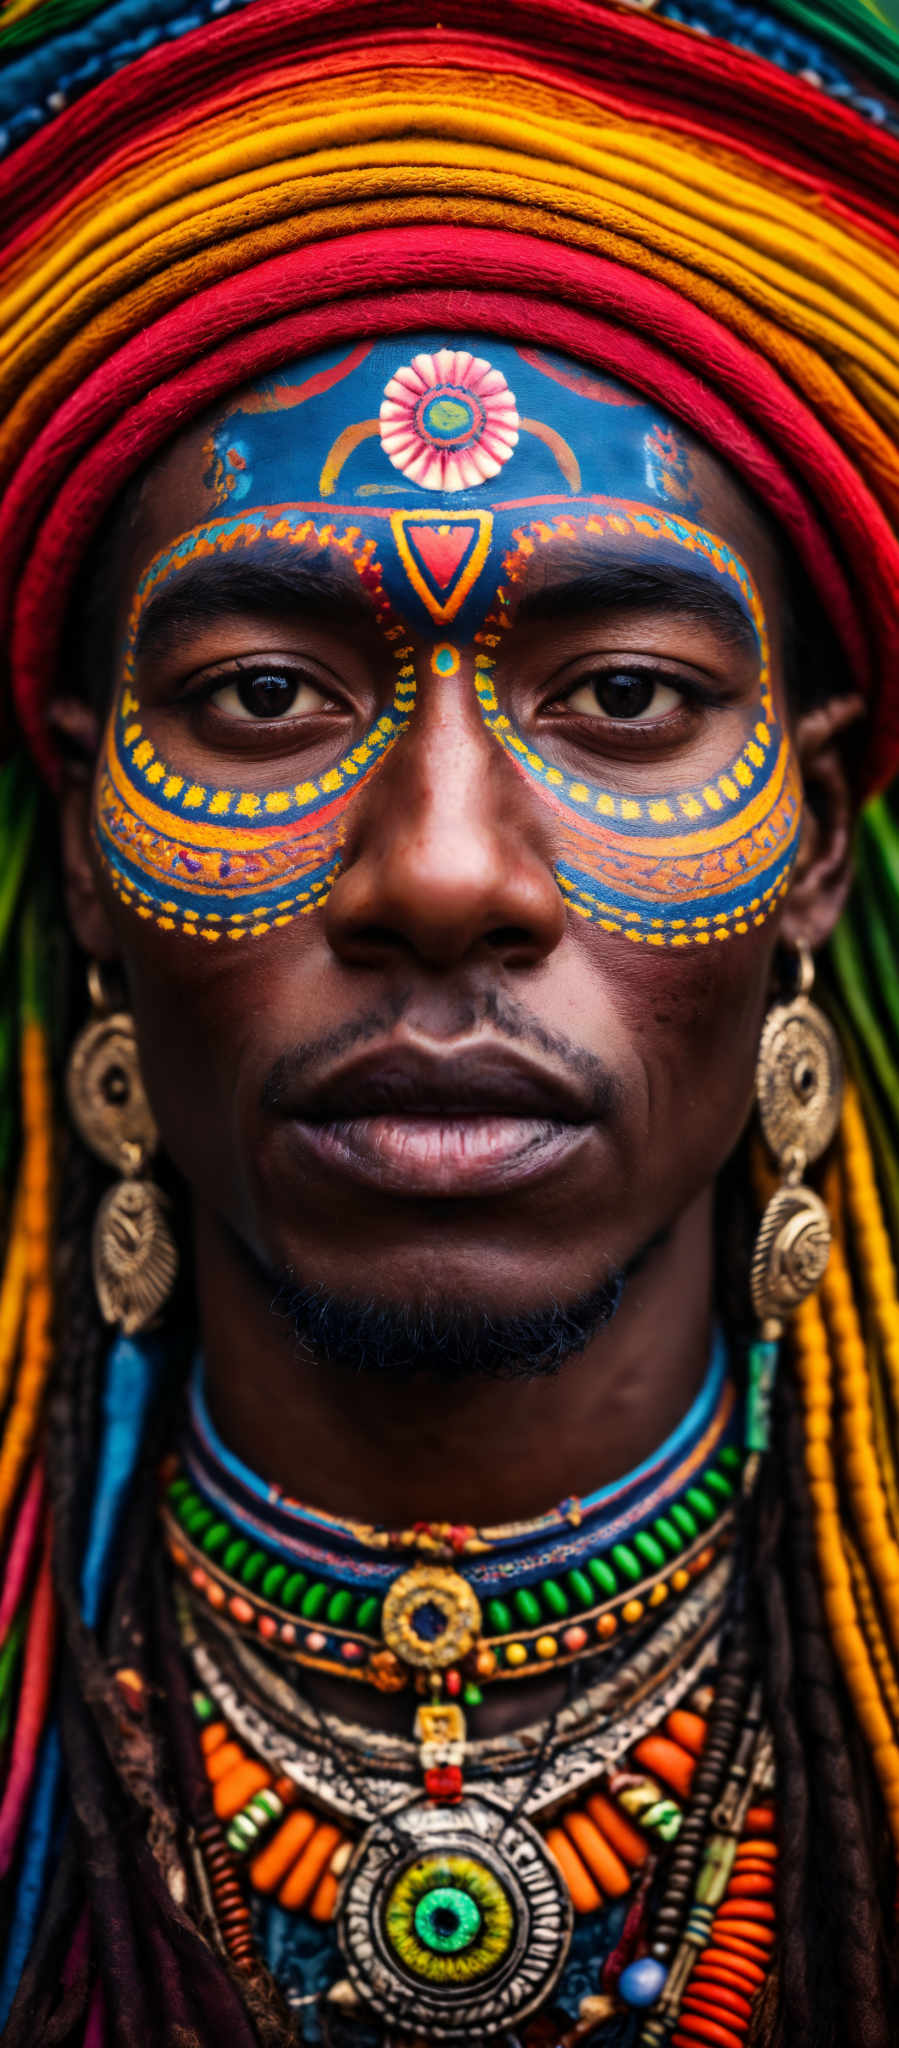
196;1813;257;1970
630;1640;755;2044
652;1636;754;1960
641;1456;762;1979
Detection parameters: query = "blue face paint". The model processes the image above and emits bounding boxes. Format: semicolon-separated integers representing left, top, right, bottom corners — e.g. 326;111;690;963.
201;337;703;641
95;335;800;945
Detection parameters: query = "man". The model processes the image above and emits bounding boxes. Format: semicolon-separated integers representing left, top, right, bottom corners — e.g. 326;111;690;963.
0;7;898;2048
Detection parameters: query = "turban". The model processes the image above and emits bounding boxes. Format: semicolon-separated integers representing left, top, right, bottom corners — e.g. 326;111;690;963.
0;0;897;794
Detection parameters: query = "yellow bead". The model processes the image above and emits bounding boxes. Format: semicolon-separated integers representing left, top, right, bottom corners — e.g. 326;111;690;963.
649;1582;668;1607
505;1643;528;1667
622;1598;644;1625
671;1569;690;1593
535;1635;558;1661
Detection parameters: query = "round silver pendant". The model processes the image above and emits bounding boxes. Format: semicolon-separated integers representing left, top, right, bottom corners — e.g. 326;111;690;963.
336;1792;572;2041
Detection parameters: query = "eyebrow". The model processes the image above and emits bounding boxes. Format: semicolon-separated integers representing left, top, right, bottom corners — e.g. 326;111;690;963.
513;559;760;659
132;546;375;662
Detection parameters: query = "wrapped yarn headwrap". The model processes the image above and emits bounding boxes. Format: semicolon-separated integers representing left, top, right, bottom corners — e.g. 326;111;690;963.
0;0;898;789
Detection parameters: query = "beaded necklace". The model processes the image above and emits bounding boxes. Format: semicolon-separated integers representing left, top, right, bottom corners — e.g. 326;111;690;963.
164;1335;739;1705
162;1342;780;2045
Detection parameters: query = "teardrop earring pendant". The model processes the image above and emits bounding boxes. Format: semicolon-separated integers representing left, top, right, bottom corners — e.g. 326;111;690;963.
747;941;842;1453
65;963;178;1333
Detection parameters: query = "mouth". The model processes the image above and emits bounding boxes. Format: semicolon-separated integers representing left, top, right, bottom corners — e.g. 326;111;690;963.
271;1042;599;1198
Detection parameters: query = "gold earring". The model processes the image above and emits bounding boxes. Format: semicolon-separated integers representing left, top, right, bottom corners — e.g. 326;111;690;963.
751;940;842;1335
65;963;177;1334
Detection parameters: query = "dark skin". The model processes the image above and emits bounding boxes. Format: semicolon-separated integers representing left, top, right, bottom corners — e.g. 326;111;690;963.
53;387;860;1730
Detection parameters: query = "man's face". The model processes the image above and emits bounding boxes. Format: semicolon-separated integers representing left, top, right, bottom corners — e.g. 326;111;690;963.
85;335;803;1331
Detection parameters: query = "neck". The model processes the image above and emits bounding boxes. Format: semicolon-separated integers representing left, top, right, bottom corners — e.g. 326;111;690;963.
195;1185;716;1526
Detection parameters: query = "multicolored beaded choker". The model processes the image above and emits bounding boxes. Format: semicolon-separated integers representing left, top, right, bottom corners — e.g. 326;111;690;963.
162;1336;740;1706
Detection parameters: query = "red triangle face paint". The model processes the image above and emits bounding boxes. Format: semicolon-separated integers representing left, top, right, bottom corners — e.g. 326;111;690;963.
390;510;494;624
405;522;476;589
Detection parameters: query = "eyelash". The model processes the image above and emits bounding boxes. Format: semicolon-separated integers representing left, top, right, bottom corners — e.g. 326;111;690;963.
188;660;347;713
175;657;726;755
544;664;718;717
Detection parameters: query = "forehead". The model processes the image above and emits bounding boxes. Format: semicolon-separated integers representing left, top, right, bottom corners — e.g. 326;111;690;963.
123;334;781;632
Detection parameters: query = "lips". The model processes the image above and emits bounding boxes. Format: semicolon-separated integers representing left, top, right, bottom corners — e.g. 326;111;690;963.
277;1043;594;1124
270;1041;598;1198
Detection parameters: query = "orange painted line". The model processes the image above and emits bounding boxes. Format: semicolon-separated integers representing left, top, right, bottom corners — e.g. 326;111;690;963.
519;736;795;863
103;720;361;849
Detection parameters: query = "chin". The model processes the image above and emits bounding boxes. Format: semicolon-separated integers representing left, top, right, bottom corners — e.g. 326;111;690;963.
267;1263;628;1381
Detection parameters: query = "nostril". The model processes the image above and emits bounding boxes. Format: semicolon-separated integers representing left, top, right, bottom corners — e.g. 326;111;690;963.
485;926;536;952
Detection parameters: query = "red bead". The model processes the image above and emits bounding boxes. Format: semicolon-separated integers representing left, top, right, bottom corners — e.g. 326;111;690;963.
700;1948;766;1990
717;1899;776;1926
684;1984;752;2025
672;2015;744;2048
425;1765;464;1803
445;1669;462;1696
727;1874;774;1899
744;1806;776;1833
712;1930;773;1965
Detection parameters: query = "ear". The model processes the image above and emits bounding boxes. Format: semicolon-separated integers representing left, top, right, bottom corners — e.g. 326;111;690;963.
779;692;865;953
48;696;121;962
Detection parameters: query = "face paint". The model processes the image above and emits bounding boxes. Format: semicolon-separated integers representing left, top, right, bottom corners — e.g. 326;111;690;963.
95;518;416;941
96;335;799;945
474;510;800;945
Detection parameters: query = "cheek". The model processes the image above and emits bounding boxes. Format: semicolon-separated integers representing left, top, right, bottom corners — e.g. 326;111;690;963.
618;933;774;1180
476;678;801;950
94;514;421;941
90;692;406;944
547;751;800;948
92;751;344;940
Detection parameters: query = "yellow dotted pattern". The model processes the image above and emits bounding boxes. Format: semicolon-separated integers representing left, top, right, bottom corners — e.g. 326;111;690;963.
474;523;775;828
102;858;342;942
476;665;775;829
103;516;416;940
118;520;415;826
554;867;793;944
469;510;797;943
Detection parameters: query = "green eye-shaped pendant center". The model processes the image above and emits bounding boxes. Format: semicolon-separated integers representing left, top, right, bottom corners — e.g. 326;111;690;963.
413;1885;482;1954
384;1851;516;1986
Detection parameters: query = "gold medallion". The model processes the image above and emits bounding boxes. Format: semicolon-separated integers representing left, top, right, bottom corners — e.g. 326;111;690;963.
750;1183;832;1321
755;995;842;1166
66;1011;158;1174
93;1179;178;1335
381;1564;482;1672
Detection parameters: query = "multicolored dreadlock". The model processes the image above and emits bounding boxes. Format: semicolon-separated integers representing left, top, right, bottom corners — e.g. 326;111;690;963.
2;0;899;2042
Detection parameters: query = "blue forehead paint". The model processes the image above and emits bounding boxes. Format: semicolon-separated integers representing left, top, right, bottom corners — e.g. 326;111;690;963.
202;335;705;639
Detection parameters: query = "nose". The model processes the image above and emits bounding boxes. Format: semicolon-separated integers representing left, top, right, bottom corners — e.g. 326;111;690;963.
323;665;567;970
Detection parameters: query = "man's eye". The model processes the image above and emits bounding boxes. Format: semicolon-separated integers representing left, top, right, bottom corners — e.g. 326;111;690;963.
563;671;685;723
208;670;332;721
